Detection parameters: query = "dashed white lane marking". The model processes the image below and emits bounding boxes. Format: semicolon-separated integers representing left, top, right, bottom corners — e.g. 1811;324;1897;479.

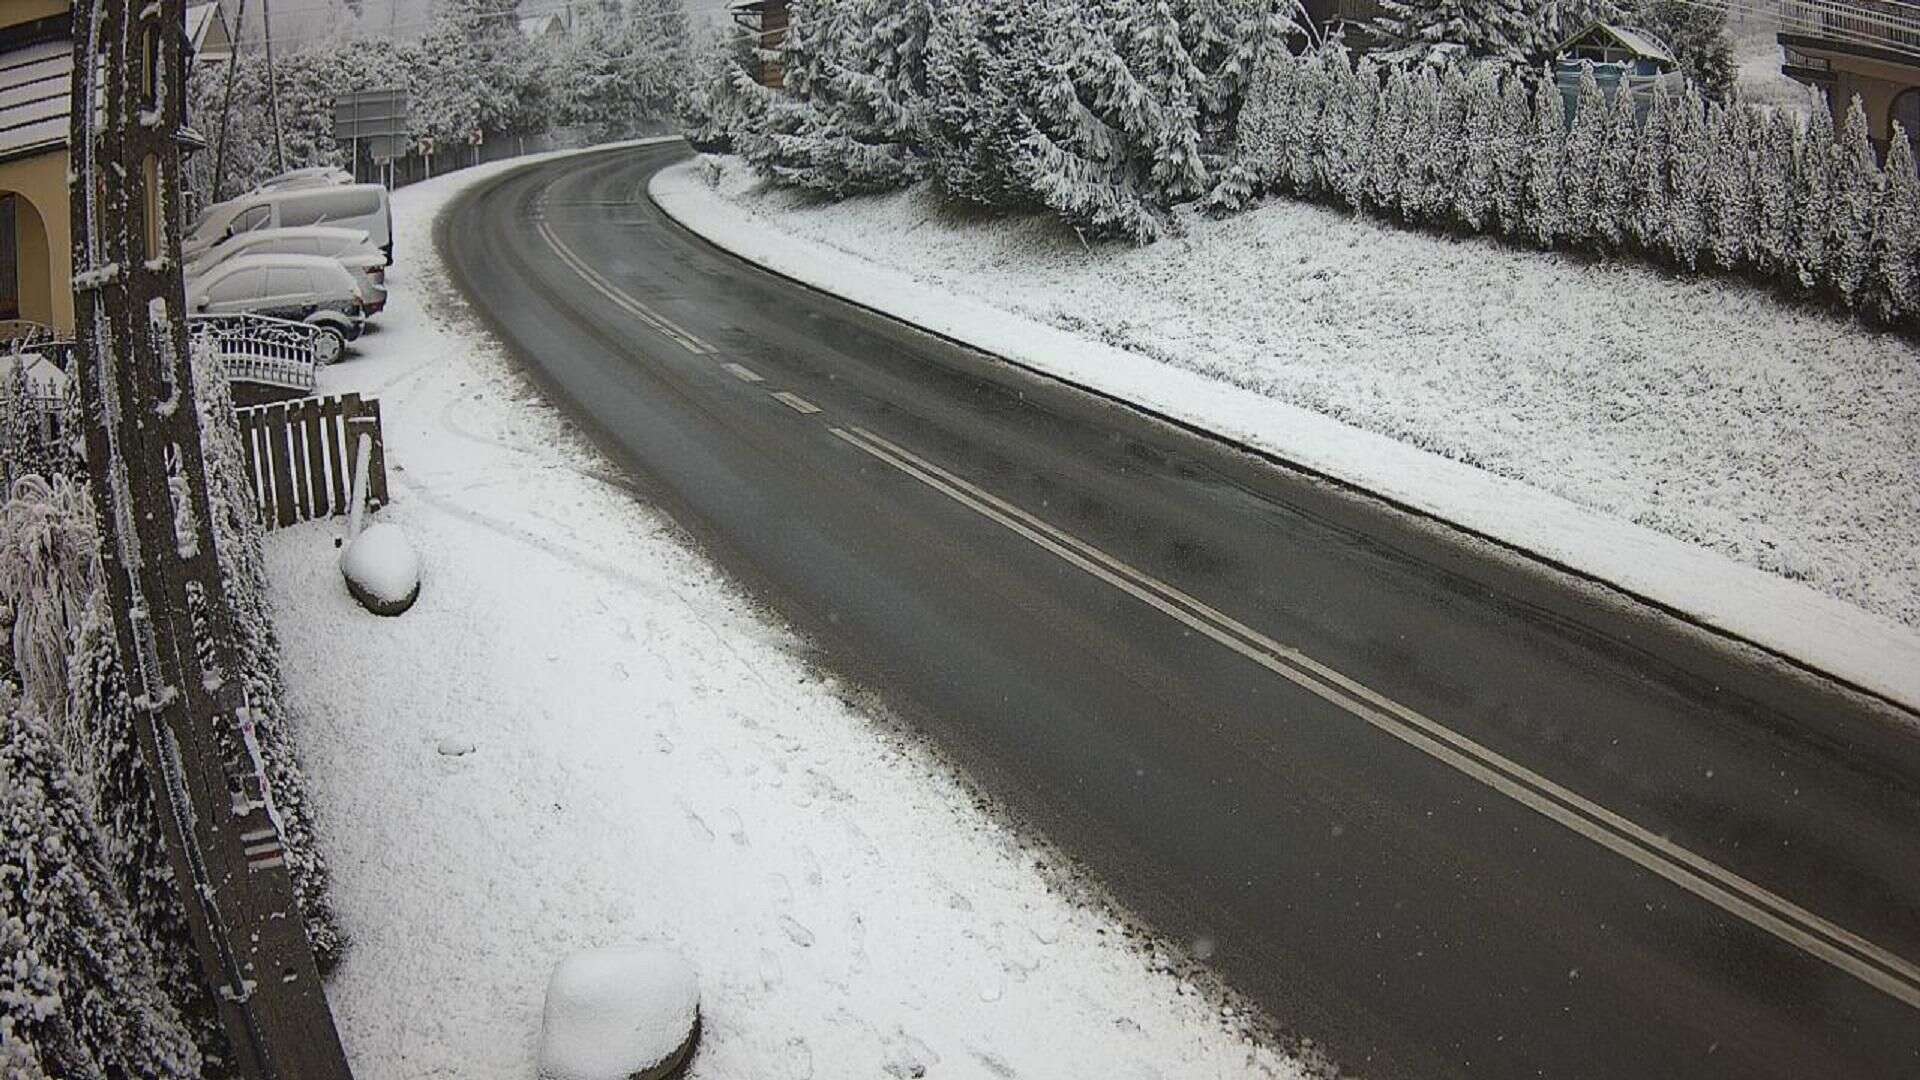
828;423;1920;1011
535;216;714;355
724;362;765;383
770;392;821;415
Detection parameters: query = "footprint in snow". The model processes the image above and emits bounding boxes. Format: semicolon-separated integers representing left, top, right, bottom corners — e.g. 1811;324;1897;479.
799;846;824;888
785;1036;813;1079
757;948;783;990
778;915;815;948
703;747;732;778
681;804;714;843
654;733;675;755
766;872;793;907
721;808;748;846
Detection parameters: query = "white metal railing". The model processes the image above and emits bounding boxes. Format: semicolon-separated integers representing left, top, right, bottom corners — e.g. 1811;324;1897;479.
187;314;319;393
1778;0;1920;61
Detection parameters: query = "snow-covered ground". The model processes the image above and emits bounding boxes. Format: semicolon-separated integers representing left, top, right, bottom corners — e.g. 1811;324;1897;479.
652;158;1920;711
269;147;1304;1079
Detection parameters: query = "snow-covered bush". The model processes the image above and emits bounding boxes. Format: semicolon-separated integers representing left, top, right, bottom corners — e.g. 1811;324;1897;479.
0;697;202;1079
0;346;345;1073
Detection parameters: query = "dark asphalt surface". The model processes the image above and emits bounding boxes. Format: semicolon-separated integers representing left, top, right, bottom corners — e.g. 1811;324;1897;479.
440;143;1920;1079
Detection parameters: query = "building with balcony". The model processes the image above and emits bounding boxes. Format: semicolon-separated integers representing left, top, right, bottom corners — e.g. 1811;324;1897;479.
1779;0;1920;151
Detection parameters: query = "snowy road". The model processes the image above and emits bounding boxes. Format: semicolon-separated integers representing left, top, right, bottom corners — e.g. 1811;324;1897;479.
441;143;1920;1080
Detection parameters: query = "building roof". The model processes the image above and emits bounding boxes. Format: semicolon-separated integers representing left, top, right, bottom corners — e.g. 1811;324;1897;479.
518;12;566;38
186;2;233;59
0;38;71;162
1558;22;1678;66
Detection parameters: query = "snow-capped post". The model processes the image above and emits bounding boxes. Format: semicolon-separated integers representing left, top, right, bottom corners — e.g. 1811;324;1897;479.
538;947;701;1080
65;1;354;1077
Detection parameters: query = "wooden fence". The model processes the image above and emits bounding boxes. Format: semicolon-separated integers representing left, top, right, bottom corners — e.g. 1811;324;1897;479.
236;393;387;531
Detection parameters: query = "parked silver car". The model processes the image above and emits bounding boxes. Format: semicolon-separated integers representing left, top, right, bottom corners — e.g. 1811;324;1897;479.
186;254;367;364
185;226;388;315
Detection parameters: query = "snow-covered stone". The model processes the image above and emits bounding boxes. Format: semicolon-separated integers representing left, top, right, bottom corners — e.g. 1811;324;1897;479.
339;522;421;617
538;947;700;1080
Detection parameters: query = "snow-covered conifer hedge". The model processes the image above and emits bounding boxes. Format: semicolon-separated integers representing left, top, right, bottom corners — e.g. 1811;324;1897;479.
1222;46;1918;323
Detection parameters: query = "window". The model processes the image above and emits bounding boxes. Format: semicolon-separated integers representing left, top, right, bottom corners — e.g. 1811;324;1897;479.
232;205;271;234
142;155;161;262
1894;89;1920;152
206;270;258;304
0;195;17;321
267;267;313;295
280;190;380;228
141;24;160;111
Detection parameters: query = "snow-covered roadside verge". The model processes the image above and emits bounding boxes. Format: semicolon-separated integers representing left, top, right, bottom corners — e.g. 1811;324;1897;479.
650;160;1920;715
269;145;1305;1078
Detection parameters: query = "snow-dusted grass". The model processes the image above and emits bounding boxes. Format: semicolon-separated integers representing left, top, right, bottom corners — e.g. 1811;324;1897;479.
270;148;1302;1079
666;159;1920;648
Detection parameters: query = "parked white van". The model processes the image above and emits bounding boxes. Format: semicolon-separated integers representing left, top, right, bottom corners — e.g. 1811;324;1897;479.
185;226;388;314
186;184;393;265
186;254;368;363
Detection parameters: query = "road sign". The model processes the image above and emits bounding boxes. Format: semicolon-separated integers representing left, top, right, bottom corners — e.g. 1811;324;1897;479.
333;87;408;142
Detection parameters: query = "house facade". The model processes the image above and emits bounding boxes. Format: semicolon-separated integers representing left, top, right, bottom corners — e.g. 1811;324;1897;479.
1;1;76;333
729;0;790;89
1779;0;1920;151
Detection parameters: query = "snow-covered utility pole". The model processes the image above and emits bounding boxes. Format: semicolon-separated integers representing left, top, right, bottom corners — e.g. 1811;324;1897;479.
262;0;287;172
67;2;353;1077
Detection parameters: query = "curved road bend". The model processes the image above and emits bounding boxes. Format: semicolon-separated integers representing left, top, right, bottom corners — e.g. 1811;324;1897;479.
441;143;1920;1079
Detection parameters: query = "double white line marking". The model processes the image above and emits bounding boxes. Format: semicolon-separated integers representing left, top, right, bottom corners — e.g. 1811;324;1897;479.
830;424;1920;1010
535;216;713;356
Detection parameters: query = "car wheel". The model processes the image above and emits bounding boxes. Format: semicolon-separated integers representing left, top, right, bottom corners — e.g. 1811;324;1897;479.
312;326;346;366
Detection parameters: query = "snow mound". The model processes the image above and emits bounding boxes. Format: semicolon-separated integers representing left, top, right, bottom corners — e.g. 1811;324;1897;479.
538;946;700;1080
340;522;421;617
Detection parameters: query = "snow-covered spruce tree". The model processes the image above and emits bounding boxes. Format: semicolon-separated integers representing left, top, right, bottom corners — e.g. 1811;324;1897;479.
0;701;201;1078
1630;0;1733;102
551;0;696;140
1559;63;1606;245
1368;0;1545;70
1420;65;1470;226
412;0;549;147
1706;99;1758;271
923;0;1040;209
1792;89;1836;288
1523;73;1567;246
1318;51;1378;211
1492;68;1533;234
1825;95;1880;307
1750;106;1797;278
64;589;231;1074
1662;83;1710;269
1367;64;1414;217
1628;84;1672;255
1454;65;1503;231
1873;126;1920;323
1203;38;1293;212
1592;71;1637;251
735;0;933;197
1396;67;1447;222
1283;49;1332;196
678;27;766;152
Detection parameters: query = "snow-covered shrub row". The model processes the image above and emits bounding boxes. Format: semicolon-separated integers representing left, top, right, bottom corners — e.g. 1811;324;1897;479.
1219;47;1920;323
692;0;1286;242
188;0;693;200
0;347;343;1074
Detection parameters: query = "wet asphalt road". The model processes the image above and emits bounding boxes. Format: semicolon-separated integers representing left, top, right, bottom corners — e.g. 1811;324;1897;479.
439;143;1920;1079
